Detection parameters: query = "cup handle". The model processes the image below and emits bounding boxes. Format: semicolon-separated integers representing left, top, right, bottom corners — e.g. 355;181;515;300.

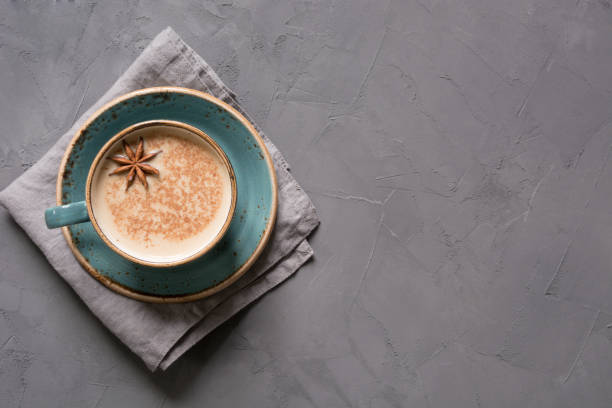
45;201;90;229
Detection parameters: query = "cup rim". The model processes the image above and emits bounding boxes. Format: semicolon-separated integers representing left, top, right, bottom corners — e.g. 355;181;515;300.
85;119;237;268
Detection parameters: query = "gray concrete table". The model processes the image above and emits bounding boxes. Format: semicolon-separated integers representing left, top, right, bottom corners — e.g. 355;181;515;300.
2;1;612;407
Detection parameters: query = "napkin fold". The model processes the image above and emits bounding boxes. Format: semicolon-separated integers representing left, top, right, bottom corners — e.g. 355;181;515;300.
0;27;319;371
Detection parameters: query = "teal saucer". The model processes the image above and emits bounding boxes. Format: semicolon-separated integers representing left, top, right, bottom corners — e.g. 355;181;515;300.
57;87;277;303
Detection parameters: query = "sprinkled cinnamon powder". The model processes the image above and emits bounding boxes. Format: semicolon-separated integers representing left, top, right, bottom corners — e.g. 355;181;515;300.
102;133;225;246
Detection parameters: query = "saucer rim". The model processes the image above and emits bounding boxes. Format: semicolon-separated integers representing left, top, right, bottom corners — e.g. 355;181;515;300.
56;86;278;303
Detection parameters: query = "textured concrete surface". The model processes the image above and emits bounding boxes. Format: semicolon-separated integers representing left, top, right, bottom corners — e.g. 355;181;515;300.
2;0;612;406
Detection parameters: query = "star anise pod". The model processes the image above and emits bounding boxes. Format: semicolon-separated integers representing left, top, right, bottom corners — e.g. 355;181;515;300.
108;137;161;190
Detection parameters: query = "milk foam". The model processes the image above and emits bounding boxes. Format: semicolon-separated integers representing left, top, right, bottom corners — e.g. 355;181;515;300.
90;124;233;264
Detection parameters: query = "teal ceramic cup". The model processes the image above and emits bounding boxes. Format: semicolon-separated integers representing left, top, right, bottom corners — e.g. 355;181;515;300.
45;120;237;268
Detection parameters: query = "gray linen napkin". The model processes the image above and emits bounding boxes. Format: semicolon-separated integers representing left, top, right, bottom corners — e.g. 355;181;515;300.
0;27;319;371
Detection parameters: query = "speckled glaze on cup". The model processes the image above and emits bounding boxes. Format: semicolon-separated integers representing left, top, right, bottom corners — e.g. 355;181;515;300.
52;87;277;303
83;120;236;268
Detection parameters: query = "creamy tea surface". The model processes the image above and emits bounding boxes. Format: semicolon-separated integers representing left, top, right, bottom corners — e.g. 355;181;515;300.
90;125;233;264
